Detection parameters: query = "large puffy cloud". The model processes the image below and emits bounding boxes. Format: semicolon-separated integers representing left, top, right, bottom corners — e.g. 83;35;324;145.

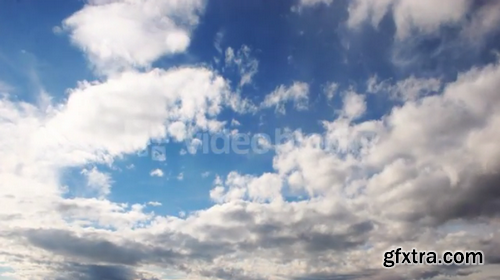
0;66;233;191
346;0;500;42
62;0;205;74
347;0;471;39
35;67;230;167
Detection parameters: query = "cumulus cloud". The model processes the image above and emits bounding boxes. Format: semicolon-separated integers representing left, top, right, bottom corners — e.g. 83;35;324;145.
81;167;113;198
210;172;283;203
36;67;231;166
62;0;206;74
340;90;366;120
150;169;164;177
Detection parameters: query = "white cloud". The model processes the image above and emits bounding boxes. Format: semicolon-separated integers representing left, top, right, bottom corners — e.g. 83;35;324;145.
292;0;334;12
247;173;283;203
224;45;259;88
62;0;205;74
52;25;63;35
214;30;224;54
461;0;500;43
150;169;164;177
261;81;309;114
147;201;162;207
80;167;113;198
230;118;241;127
368;75;442;101
177;172;184;181
347;0;472;39
341;90;366;120
201;171;211;178
299;0;333;6
324;82;338;101
167;121;187;141
209;172;283;203
35;67;230;167
209;186;225;202
224;47;235;65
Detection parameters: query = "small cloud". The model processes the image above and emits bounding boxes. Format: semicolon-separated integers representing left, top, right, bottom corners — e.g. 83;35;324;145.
255;134;273;150
292;0;334;13
261;82;310;114
150;169;164;177
231;119;241;127
324;82;338;101
151;145;166;162
126;164;135;170
186;138;202;155
341;90;366;120
177;172;184;181
80;167;113;198
148;201;162;207
225;45;259;88
201;171;211;178
52;25;63;35
213;175;223;185
214;30;224;54
179;211;186;218
225;47;235;65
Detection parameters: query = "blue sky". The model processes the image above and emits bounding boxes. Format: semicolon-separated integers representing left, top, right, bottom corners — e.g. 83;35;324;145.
1;0;500;279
